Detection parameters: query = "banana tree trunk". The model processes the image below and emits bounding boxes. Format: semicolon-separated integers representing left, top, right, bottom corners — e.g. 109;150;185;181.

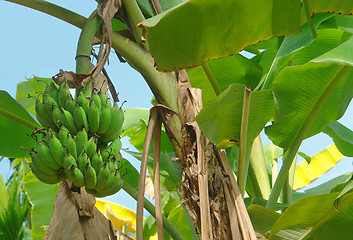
156;71;256;239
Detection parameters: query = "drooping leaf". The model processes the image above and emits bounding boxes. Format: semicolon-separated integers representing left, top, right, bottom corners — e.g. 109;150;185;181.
247;204;280;236
0;91;39;158
95;199;139;233
23;167;59;240
265;39;353;148
324;121;353;157
269;192;353;240
187;54;262;104
140;0;302;71
197;84;275;149
293;145;344;190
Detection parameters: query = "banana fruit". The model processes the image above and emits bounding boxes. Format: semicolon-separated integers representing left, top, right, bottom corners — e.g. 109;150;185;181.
30;80;125;197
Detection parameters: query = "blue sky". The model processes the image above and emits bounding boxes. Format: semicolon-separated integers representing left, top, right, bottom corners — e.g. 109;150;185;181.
1;0;352;213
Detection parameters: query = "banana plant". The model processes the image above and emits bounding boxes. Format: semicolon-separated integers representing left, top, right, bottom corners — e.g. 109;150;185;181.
2;0;353;240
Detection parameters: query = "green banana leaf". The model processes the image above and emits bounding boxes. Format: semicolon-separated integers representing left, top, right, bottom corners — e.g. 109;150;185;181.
23;165;59;240
269;191;353;240
123;119;174;153
291;172;353;203
137;0;186;18
0;173;31;240
16;76;52;115
167;204;194;239
0;91;40;158
121;108;150;136
260;13;334;90
187;54;262;104
247;204;280;237
292;28;352;66
334;14;353;34
302;0;353;25
139;0;353;71
265;38;353;148
140;0;301;71
324;121;353;157
196;84;275;149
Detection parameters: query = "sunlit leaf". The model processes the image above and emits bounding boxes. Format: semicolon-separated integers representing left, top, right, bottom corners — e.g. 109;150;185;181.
95;199;140;233
294;145;344;190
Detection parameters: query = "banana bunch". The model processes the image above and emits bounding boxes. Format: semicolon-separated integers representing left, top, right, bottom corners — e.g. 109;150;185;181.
35;81;124;143
29;80;125;197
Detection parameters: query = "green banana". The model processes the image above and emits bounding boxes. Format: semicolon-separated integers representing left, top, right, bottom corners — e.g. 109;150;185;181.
76;91;90;113
65;99;76;115
95;169;123;197
63;153;77;177
76;84;91;98
101;138;122;160
75;128;88;156
91;151;103;174
84;136;97;159
42;92;57;105
68;165;85;187
98;91;109;108
52;105;63;129
77;151;90;174
91;91;102;110
29;150;58;176
35;99;57;129
29;163;63;184
48;132;65;166
63;133;77;159
58;125;69;145
59;106;78;135
97;103;111;135
94;162;110;190
37;141;62;170
87;99;100;133
101;104;124;143
57;81;72;107
85;163;97;189
109;158;118;174
73;103;89;132
44;82;59;102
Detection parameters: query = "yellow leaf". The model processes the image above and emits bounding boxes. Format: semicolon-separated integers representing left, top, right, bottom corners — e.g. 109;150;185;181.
95;199;144;233
293;145;344;190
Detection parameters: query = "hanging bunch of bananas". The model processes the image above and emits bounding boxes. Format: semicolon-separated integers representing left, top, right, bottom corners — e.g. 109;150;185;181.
30;80;124;197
